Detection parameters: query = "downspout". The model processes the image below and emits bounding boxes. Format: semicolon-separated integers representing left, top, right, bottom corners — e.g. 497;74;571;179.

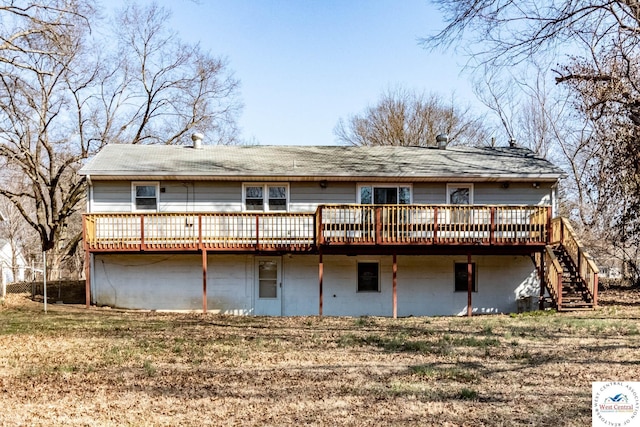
86;174;93;213
551;182;558;218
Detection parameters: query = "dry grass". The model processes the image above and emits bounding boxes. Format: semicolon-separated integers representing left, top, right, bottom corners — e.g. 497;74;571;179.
1;288;639;426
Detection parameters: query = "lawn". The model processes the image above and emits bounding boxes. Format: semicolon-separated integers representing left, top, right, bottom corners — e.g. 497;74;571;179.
1;287;639;426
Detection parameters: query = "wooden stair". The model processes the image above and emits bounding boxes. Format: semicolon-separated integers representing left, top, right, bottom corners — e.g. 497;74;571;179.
549;244;594;311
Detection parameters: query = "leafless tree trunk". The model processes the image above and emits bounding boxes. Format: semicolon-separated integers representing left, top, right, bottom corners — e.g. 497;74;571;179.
0;1;241;278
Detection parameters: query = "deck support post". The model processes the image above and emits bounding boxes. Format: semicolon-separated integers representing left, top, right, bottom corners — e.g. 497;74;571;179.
202;249;208;314
84;250;91;308
467;253;473;317
392;253;397;319
538;250;545;311
319;250;323;316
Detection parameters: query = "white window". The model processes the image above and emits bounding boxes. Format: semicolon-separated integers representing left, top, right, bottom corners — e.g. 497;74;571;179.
447;184;473;204
243;184;288;212
132;182;159;212
358;185;412;204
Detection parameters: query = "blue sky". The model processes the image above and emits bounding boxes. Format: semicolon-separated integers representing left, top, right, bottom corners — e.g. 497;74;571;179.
154;0;478;145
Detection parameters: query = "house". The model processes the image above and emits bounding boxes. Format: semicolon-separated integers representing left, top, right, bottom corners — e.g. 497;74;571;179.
0;239;26;286
79;138;599;316
0;210;27;289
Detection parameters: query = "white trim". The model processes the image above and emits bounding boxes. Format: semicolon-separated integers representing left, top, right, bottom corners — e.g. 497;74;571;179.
242;183;290;212
254;256;283;316
446;183;474;204
357;183;413;204
131;181;160;212
86;174;93;214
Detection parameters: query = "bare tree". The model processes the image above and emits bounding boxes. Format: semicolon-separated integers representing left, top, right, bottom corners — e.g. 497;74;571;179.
424;1;640;67
334;87;488;147
424;0;640;283
473;65;567;158
0;1;241;277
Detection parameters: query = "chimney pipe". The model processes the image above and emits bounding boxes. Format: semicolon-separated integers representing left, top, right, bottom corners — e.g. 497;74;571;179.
191;132;204;149
436;133;449;149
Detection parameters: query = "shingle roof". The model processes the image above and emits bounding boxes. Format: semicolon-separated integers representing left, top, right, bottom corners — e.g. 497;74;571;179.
79;144;565;182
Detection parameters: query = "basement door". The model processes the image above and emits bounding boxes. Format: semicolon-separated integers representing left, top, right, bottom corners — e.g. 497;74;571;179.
254;257;282;315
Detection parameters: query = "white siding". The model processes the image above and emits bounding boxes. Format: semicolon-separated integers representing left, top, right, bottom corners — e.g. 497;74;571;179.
91;180;552;214
160;182;242;213
413;183;446;204
413;182;551;205
91;182;132;212
473;183;552;205
91;180;358;213
289;182;356;212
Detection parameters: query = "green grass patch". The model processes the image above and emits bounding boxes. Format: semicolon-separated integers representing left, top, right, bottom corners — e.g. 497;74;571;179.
410;364;479;383
457;388;479;400
143;360;156;377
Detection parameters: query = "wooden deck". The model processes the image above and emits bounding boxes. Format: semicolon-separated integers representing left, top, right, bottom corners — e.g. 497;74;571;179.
83;204;551;253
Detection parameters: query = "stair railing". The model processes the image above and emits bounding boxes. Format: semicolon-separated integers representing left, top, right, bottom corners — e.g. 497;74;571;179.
544;245;564;308
550;217;599;306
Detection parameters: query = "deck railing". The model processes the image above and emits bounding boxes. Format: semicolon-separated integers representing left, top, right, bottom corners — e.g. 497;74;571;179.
318;204;550;245
84;204;552;252
550;217;599;305
83;212;316;251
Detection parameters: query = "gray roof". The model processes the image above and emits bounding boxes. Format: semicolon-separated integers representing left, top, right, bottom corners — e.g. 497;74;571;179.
79;144;565;182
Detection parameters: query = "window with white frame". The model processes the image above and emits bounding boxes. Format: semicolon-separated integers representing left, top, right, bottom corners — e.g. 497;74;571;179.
447;184;473;204
359;185;411;204
243;184;288;211
132;182;159;212
357;261;380;292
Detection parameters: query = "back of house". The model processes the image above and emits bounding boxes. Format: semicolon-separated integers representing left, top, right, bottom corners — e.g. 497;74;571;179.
79;141;590;316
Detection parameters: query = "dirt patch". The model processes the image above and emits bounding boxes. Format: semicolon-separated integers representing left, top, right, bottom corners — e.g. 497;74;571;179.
0;287;638;426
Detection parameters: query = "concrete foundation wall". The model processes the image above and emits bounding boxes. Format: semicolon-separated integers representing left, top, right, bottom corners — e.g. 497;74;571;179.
92;254;540;316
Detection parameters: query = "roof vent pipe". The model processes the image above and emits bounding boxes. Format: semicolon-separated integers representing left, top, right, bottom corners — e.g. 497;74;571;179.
436;133;448;149
191;132;204;149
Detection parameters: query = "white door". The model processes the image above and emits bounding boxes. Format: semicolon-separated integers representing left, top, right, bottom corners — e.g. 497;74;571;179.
254;257;282;315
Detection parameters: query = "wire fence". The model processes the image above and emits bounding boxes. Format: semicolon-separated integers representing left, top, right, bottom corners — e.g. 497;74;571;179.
2;260;84;303
5;281;32;294
3;280;85;304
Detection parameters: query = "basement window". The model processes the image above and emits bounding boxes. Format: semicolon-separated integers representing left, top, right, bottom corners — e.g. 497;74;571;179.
357;262;380;292
454;262;477;292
